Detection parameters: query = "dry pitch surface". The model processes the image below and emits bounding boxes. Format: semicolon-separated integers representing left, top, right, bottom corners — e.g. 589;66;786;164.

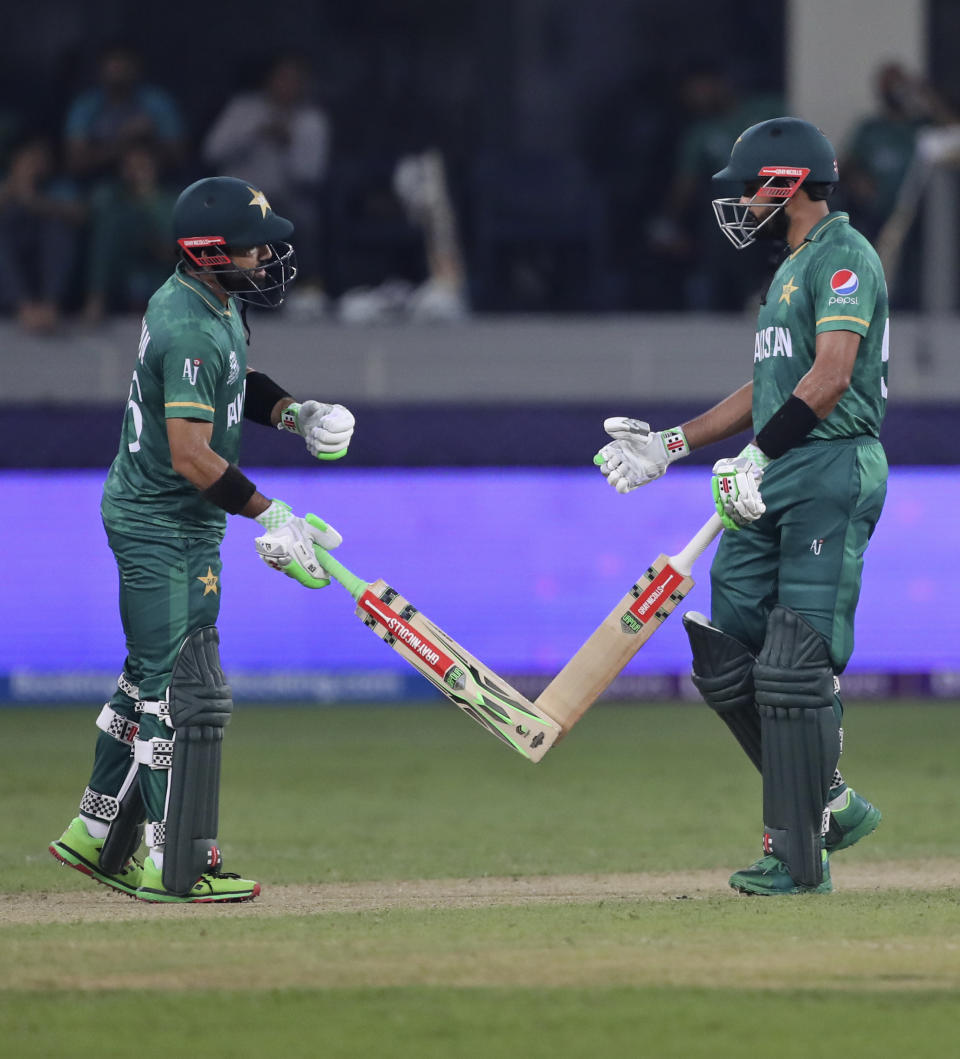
6;858;957;924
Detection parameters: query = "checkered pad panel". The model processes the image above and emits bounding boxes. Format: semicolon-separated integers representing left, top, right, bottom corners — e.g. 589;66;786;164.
80;787;120;822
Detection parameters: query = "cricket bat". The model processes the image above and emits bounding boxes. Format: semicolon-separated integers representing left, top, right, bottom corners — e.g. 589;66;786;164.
535;513;724;736
312;546;561;762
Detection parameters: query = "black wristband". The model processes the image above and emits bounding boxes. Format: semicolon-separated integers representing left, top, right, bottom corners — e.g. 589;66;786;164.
755;395;819;459
244;371;291;426
202;463;257;515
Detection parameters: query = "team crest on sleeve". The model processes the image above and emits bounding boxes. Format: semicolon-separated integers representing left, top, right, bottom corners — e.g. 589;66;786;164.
830;269;859;296
227;350;240;385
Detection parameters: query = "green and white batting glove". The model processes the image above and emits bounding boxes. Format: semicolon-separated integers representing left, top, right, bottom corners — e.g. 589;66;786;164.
254;499;342;588
279;400;355;461
711;456;766;531
593;418;690;494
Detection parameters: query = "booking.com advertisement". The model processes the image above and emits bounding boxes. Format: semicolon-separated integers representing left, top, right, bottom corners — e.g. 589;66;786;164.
1;467;957;703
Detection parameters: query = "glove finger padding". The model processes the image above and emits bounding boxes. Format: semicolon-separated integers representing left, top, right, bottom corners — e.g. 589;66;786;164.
309;404;355;460
254;507;342;588
711;457;766;530
305;512;343;550
595;442;623;473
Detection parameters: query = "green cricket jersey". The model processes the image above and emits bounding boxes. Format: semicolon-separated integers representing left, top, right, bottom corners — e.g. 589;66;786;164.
101;265;249;539
753;212;889;440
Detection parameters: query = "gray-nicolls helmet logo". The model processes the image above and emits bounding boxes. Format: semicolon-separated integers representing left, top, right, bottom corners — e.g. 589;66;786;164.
172;176;298;307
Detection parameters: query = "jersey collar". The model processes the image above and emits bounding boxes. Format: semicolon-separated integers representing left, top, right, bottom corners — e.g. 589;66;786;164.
802;211;849;244
174;263;234;319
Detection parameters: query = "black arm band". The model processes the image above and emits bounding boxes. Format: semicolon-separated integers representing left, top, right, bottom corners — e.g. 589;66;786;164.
201;463;257;515
755;395;819;459
244;371;291;426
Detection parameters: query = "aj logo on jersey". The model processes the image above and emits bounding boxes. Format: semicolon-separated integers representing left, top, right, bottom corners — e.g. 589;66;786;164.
182;358;202;385
828;269;859;305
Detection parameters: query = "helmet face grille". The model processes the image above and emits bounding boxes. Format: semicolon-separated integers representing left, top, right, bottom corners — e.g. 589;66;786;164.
228;242;298;309
182;242;298;308
711;163;811;248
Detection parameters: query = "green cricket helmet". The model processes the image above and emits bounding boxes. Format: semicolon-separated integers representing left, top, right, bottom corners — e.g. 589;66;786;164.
711;117;839;248
172;176;297;307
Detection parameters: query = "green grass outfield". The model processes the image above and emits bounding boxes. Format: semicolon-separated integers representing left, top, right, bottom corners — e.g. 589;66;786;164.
2;701;959;1058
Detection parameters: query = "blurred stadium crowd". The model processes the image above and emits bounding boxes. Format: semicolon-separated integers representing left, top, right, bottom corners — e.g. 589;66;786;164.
1;1;957;332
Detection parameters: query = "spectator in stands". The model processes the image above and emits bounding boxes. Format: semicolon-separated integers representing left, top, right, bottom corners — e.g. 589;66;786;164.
843;62;956;242
64;43;186;183
203;53;331;317
842;62;959;308
82;143;177;322
648;61;782;311
0;135;83;332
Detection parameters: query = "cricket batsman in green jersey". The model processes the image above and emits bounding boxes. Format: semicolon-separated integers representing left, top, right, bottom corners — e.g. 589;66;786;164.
595;118;888;894
50;176;355;902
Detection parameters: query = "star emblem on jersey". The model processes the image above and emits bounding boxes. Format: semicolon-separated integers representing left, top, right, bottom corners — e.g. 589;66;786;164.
197;567;219;595
779;276;799;305
247;187;271;218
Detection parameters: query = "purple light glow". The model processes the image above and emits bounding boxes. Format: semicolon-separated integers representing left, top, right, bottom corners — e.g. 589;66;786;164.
2;468;957;675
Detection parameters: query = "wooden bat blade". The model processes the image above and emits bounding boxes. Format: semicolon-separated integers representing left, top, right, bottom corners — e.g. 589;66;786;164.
534;514;723;736
535;556;694;734
356;580;561;762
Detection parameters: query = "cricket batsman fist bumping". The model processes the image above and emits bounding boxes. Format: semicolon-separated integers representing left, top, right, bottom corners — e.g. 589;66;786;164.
48;175;358;905
590;117;889;896
278;400;355;461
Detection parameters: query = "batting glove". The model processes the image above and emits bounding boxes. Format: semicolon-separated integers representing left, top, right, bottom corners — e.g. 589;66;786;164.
279;400;355;460
711;457;766;531
254;499;342;588
593;419;690;493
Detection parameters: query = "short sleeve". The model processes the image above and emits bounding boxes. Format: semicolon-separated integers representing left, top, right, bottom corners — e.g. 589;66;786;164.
159;329;224;422
812;249;880;338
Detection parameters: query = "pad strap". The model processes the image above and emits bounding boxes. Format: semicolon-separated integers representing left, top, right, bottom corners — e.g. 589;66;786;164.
80;787;120;822
135;738;175;770
136;699;172;728
95;703;139;745
117;673;140;699
96;704;140;746
145;821;167;848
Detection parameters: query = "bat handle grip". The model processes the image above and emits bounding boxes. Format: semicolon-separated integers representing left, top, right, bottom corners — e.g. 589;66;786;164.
312;546;368;601
669;513;724;576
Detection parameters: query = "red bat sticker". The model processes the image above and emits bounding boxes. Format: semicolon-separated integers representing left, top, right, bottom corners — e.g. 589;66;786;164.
358;590;456;678
626;565;685;625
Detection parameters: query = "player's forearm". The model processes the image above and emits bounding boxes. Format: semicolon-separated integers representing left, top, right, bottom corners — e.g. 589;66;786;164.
171;447;270;519
794;331;859;418
681;383;754;450
245;368;296;427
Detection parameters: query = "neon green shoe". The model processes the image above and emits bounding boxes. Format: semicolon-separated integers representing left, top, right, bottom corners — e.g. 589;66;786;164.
729;849;832;896
136;856;260;904
49;817;143;896
825;788;882;853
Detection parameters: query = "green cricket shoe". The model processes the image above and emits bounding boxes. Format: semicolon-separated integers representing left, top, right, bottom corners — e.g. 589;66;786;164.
825;788;882;853
48;816;143;897
729;849;832;896
136;856;261;904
